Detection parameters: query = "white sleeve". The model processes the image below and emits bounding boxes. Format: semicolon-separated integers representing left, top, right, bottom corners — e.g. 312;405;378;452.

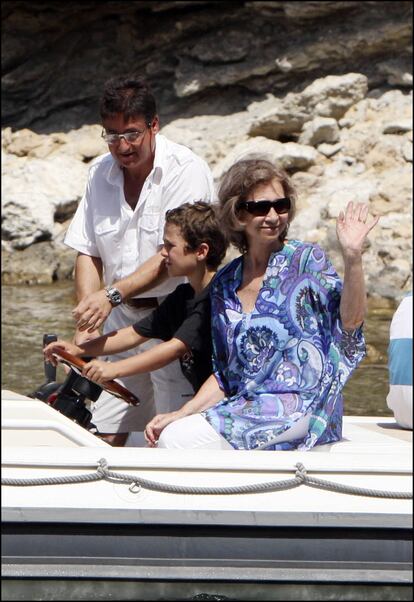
64;176;100;257
386;295;413;429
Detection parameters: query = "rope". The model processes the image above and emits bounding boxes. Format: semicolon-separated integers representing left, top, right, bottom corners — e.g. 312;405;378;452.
292;463;412;499
1;460;412;499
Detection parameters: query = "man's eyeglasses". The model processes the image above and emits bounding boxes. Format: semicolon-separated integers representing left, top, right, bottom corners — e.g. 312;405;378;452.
101;126;150;145
237;198;291;216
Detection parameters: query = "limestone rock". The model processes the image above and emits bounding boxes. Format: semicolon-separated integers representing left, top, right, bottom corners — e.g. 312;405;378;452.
213;138;319;181
1;62;412;298
316;142;343;158
300;74;369;119
2;154;88;249
1;241;76;285
299;117;340;146
402;140;413;162
160;112;252;168
248;73;368;141
382;120;413;135
2;1;412;132
248;94;310;140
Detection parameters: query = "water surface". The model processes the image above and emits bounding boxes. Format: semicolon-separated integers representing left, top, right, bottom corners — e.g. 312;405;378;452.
1;282;396;417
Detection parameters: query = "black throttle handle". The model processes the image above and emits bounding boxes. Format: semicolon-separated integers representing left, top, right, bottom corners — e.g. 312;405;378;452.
43;333;58;383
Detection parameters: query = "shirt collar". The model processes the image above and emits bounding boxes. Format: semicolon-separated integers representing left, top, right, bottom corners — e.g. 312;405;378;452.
186;281;213;307
151;133;164;185
106;154;123;187
195;281;212;303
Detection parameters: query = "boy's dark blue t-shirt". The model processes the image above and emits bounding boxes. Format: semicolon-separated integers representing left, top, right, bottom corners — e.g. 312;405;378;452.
132;283;212;392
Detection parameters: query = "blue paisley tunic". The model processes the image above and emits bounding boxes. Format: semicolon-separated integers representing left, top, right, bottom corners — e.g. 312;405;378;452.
202;240;366;451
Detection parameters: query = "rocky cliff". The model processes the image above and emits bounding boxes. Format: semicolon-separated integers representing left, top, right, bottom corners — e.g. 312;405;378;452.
3;0;412;132
2;1;412;298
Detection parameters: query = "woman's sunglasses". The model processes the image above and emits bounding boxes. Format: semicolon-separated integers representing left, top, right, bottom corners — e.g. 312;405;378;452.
237;198;291;216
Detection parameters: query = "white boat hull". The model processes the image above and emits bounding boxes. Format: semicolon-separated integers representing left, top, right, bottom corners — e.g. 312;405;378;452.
2;390;412;600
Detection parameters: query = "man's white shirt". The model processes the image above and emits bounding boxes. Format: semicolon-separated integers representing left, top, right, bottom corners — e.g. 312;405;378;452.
64;133;215;297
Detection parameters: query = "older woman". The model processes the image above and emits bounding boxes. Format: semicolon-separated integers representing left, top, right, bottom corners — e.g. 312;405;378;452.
145;159;379;451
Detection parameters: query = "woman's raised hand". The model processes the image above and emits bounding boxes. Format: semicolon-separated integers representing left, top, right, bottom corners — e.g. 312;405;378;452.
336;201;380;258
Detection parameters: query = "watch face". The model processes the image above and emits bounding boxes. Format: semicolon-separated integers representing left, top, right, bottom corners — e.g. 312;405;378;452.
107;288;122;305
113;291;122;304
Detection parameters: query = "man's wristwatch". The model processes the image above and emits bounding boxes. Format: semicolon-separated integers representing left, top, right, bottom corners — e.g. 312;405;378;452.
105;286;123;307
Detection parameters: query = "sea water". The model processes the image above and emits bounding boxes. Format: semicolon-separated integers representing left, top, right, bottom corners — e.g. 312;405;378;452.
1;282;396;416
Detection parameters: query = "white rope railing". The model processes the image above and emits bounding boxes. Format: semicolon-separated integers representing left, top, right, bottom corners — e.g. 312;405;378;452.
2;460;412;499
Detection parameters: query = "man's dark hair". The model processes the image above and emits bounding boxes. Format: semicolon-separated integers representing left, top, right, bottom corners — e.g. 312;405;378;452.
100;76;157;123
165;202;228;270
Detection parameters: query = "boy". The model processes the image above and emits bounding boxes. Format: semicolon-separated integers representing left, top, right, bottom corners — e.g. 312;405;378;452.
44;202;228;408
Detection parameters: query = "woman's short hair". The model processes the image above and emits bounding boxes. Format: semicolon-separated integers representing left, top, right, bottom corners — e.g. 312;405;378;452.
100;76;157;123
165;202;228;270
217;159;297;253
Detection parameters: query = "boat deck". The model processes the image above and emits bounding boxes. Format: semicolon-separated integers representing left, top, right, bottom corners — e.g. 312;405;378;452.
2;390;412;529
1;390;412;598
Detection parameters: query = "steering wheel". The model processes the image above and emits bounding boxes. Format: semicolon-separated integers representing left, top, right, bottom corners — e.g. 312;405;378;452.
52;349;140;406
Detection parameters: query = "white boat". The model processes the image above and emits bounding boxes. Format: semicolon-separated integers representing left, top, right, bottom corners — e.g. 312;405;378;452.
1;388;412;601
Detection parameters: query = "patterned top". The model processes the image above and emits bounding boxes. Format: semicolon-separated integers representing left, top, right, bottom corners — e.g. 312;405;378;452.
202;240;366;451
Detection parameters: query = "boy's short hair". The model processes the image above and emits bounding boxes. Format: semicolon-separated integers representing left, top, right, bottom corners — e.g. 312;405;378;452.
165;202;228;270
100;75;157;123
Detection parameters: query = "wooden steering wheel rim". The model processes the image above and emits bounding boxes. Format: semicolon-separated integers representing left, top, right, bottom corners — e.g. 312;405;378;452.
53;349;140;406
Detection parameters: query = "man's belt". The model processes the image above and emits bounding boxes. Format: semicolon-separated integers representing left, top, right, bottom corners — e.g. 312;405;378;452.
124;297;159;309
